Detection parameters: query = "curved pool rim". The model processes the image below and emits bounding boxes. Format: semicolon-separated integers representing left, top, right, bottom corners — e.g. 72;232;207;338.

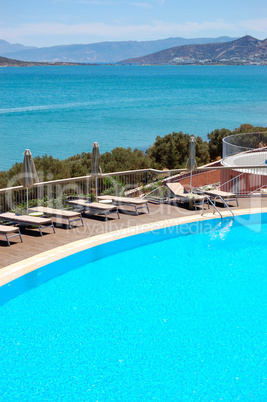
0;207;266;297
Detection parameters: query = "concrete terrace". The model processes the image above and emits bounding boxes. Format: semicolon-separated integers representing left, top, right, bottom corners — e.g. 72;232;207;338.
1;196;266;273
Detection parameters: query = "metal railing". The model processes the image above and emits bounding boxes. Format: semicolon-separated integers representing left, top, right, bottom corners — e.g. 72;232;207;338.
223;132;267;161
1;164;267;214
0;169;175;213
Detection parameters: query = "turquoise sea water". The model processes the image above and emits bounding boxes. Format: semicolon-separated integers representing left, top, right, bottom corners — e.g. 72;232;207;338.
0;65;267;171
0;215;266;400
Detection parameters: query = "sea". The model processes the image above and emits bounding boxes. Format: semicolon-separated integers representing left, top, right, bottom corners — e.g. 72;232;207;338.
0;65;266;171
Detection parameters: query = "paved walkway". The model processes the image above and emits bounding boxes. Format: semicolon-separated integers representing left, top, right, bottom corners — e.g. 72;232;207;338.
0;196;266;270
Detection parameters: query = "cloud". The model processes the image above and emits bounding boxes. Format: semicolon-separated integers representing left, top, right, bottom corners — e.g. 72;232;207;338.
53;0;112;4
240;18;267;35
77;1;112;4
125;2;152;8
54;0;149;4
1;18;266;45
76;0;152;6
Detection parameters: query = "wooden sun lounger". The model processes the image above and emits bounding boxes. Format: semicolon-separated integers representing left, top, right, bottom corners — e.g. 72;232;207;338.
67;199;120;221
97;195;150;215
0;212;55;236
0;224;23;246
28;206;84;228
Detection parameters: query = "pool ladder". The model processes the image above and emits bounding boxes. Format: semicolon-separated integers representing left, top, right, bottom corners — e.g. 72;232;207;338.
201;195;234;219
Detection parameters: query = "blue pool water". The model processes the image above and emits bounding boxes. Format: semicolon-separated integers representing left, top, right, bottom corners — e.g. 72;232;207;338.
0;214;266;400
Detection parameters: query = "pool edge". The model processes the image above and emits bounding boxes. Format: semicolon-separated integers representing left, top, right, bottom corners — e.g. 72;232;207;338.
1;207;266;287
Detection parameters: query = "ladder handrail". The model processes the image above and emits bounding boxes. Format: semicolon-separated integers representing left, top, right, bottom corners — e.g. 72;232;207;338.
213;195;234;217
201;196;223;218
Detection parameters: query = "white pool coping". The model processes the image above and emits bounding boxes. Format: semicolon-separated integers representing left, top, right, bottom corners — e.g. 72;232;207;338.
1;207;266;287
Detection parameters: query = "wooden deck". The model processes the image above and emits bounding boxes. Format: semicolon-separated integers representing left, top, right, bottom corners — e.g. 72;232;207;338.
1;196;266;269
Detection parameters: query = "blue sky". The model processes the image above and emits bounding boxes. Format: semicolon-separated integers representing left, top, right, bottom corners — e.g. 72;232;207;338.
1;0;266;46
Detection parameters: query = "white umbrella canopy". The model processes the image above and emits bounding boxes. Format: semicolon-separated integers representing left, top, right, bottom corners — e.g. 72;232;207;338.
20;149;39;213
91;142;102;198
186;136;197;192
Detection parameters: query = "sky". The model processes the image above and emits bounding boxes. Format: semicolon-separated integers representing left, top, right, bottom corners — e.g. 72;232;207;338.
0;0;266;47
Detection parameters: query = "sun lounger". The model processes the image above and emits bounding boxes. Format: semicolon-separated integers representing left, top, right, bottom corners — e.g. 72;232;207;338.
201;189;239;207
165;182;209;210
28;206;84;228
0;224;23;246
97;195;150;215
0;212;55;236
67;199;120;221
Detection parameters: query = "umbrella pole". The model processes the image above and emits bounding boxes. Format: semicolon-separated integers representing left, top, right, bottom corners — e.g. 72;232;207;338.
95;177;98;199
26;188;29;214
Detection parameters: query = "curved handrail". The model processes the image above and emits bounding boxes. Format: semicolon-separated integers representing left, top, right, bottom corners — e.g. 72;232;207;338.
212;195;234;217
201;196;222;218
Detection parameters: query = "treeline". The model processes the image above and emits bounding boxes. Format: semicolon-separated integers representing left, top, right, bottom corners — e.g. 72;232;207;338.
1;124;266;189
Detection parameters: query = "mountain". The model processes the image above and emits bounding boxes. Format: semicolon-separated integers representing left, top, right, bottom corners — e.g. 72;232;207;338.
0;39;36;54
0;37;237;64
119;36;267;65
0;56;84;67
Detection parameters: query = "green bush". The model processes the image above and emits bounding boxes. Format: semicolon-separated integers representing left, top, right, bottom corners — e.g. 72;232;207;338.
1;124;266;189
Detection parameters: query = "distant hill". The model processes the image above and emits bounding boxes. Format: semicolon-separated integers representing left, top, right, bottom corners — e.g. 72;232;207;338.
0;39;36;54
119;36;267;65
0;37;237;64
0;56;85;67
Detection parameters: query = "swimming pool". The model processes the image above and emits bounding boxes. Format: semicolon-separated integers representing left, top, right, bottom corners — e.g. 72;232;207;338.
0;214;266;400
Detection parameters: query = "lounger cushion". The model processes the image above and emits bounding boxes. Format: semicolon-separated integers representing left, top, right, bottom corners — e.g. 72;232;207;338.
29;206;81;218
204;190;236;198
86;202;118;211
166;182;185;195
98;195;148;205
67;200;118;211
0;224;20;234
0;212;53;225
166;182;206;201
